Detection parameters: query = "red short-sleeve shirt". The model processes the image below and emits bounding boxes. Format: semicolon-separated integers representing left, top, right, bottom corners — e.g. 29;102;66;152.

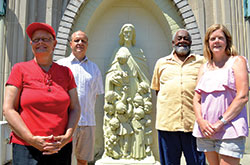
7;60;77;145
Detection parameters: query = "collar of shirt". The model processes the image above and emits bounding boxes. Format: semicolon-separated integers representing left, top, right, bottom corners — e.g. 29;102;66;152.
165;50;196;62
69;53;88;64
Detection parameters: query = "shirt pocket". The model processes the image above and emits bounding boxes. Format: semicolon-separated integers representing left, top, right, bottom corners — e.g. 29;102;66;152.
183;67;199;81
53;77;68;91
159;67;177;84
23;75;44;89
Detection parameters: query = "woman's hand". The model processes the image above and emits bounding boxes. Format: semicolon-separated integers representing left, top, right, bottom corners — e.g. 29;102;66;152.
212;120;224;133
197;119;215;138
50;134;71;152
30;134;72;155
29;135;61;155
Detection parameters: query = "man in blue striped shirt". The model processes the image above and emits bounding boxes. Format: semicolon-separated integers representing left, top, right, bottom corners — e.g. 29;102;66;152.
57;30;104;165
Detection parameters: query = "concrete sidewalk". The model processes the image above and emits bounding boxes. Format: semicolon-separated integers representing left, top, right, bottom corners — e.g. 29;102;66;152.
240;153;250;165
180;153;250;165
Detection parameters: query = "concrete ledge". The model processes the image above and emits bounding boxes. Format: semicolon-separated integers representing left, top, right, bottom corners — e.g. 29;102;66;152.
96;156;160;165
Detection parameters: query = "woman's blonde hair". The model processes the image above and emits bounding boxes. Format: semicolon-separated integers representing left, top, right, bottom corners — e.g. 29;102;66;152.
204;24;238;62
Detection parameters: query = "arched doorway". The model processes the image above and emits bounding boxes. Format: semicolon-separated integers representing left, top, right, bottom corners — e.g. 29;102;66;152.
54;0;202;161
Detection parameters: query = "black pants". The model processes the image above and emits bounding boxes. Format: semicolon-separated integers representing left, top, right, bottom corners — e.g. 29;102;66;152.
12;142;72;165
158;131;206;165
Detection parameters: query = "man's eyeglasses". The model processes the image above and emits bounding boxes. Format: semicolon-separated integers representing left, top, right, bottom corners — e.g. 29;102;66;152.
73;39;88;43
32;38;53;43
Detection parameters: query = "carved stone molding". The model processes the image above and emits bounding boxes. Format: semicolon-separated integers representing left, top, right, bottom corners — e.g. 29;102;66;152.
53;0;203;61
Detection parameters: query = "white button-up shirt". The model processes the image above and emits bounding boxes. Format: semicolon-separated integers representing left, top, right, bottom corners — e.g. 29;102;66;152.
57;54;104;126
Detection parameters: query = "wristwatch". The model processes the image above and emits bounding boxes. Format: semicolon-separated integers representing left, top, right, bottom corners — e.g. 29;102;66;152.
219;115;227;125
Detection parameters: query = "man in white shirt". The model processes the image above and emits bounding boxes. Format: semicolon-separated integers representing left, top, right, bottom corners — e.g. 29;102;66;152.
57;30;104;165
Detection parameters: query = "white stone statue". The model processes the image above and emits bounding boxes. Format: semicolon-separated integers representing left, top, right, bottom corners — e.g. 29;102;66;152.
131;94;146;159
105;24;150;98
115;87;133;158
103;23;154;161
104;117;122;159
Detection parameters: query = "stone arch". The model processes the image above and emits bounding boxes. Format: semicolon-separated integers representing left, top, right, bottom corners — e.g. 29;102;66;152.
53;0;203;60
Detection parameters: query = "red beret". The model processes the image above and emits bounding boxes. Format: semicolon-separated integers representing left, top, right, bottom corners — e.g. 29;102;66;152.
26;22;56;39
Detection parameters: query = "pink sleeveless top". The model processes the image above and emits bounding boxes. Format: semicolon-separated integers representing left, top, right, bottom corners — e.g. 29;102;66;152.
193;56;249;139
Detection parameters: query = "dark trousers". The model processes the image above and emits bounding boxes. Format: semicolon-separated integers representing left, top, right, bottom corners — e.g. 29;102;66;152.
12;142;72;165
158;130;205;165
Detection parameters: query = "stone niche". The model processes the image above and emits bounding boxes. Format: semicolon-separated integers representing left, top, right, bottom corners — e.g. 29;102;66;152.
96;24;158;165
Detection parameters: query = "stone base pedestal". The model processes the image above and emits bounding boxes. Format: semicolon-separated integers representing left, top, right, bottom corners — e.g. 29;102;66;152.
95;156;160;165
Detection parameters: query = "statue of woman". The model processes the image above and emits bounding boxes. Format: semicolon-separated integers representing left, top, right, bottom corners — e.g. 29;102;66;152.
103;23;153;160
105;23;150;99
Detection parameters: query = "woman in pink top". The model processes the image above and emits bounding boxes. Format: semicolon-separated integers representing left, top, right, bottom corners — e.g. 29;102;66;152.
193;24;249;165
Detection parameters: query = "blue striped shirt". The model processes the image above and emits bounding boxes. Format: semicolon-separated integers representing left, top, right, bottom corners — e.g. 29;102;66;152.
57;54;104;126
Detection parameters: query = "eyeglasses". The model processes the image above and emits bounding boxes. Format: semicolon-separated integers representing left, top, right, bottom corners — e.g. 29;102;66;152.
32;38;53;43
73;39;88;43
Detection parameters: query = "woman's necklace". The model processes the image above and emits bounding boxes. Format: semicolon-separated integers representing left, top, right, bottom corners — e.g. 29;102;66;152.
35;61;53;92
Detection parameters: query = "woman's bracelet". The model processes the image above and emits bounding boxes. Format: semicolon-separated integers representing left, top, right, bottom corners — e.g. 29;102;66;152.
219;115;228;125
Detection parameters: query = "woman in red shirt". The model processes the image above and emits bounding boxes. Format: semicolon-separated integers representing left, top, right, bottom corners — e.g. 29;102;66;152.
3;22;80;165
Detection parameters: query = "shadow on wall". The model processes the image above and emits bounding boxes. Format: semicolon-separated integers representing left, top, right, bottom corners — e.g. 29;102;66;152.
0;1;26;121
5;5;26;66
